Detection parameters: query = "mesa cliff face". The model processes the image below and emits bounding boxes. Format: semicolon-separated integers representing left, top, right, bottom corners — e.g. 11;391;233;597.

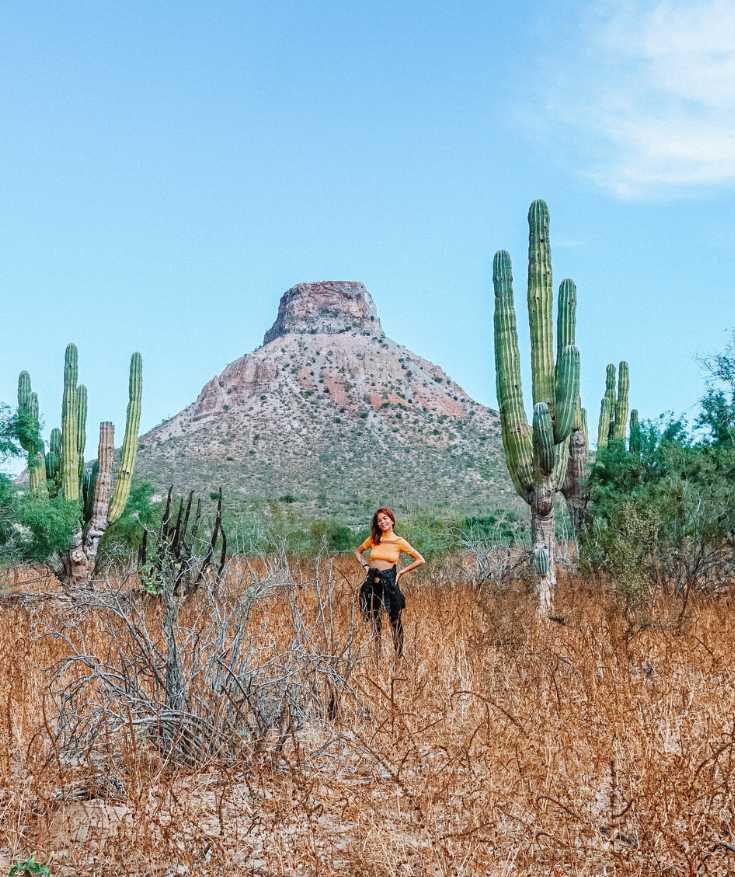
137;281;513;514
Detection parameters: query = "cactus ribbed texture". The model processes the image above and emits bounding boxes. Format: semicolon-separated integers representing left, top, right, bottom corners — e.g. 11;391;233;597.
613;362;630;441
17;371;48;496
597;364;616;449
493;251;535;495
61;344;80;502
46;428;62;487
629;409;642;455
76;384;87;484
493;200;580;615
108;352;143;523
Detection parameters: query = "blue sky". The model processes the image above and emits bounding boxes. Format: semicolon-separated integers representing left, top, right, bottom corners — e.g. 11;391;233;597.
2;1;733;472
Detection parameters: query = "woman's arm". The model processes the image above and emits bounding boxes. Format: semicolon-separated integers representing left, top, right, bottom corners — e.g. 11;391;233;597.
354;536;372;571
396;539;425;581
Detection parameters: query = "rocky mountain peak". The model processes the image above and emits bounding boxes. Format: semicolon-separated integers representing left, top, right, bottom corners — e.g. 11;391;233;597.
138;279;511;516
262;281;383;344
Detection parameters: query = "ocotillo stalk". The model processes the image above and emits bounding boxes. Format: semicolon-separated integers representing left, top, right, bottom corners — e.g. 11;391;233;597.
629;409;642;455
108;352;143;522
493;200;580;616
597;364;616;450
613;362;630;442
61;344;80;502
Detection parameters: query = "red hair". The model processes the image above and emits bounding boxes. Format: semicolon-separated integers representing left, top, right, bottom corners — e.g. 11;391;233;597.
371;507;396;545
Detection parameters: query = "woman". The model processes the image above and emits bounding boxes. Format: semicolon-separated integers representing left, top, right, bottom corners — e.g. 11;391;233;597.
354;507;425;656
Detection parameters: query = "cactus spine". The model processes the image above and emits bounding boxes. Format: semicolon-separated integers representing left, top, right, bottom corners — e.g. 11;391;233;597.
493;200;580;615
108;352;143;523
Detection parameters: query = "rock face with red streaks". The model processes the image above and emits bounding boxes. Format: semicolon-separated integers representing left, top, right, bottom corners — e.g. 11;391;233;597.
137;282;513;515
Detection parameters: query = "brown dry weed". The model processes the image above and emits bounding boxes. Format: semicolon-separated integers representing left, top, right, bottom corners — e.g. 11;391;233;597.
1;559;734;876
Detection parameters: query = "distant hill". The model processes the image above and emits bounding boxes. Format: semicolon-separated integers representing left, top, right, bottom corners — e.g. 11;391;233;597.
137;281;516;518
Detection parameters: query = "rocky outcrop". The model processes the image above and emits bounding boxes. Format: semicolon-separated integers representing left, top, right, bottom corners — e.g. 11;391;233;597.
263;281;383;343
138;281;513;515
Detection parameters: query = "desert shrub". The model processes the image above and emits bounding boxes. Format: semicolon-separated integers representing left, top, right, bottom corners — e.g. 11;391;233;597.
98;479;160;565
0;482;79;565
582;416;735;597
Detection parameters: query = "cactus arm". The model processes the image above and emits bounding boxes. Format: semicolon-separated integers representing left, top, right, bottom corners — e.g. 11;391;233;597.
533;402;555;476
527;200;555;409
613;361;630;441
61;343;80;502
556;279;577;357
108;352;143;523
493;250;534;496
554;345;580;443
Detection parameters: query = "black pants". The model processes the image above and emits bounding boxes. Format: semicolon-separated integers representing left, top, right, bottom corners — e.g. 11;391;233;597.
359;565;406;655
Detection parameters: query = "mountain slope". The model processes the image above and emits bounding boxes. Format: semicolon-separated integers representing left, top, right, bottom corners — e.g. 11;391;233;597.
137;281;515;516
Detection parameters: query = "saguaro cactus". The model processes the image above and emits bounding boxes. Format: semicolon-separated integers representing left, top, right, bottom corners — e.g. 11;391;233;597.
17;345;143;587
61;344;80;502
597;361;630;448
46;428;62;488
493;200;580;615
629;409;642;455
62;350;143;587
17;371;48;497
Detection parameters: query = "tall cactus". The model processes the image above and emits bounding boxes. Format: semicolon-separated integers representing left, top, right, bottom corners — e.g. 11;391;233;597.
597;361;630;448
17;371;48;497
613;362;630;442
629;409;642;455
597;364;616;450
17;344;143;588
61;343;80;502
109;352;143;523
46;427;62;488
493;200;580;615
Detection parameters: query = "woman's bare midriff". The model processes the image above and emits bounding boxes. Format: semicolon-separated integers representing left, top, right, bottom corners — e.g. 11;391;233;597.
366;559;395;571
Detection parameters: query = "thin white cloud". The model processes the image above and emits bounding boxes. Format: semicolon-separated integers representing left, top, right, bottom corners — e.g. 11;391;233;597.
542;0;735;198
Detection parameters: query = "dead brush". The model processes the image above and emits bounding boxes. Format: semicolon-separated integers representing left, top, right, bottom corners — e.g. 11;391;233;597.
2;561;735;875
41;549;364;791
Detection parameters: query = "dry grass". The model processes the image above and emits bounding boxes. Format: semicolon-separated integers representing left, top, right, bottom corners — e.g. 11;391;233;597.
1;559;734;876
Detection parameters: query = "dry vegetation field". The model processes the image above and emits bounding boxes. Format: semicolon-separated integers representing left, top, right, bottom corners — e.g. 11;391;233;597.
1;559;734;876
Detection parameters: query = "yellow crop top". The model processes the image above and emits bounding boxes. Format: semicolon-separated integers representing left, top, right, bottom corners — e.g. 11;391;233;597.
358;532;420;564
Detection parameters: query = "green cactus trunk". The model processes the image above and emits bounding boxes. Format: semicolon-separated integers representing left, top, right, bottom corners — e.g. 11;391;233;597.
17;372;48;497
493;200;580;616
46;427;62;488
613;362;630;442
629;409;642;455
77;384;88;487
108;352;143;523
61;344;80;503
597;364;616;450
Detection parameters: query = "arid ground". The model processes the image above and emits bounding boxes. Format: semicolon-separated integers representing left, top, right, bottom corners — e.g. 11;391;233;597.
1;560;733;876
